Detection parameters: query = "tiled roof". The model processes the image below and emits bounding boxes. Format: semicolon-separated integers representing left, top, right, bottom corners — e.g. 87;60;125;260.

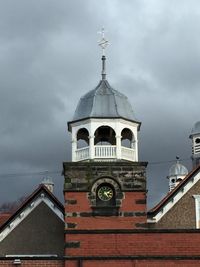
0;213;11;227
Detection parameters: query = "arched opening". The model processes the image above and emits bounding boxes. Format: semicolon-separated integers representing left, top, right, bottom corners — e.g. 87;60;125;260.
77;128;89;149
195;138;200;144
121;128;134;148
94;126;116;145
171;178;176;184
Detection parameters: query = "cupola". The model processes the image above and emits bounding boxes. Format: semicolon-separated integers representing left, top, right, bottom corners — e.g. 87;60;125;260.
190;121;200;168
68;29;141;162
167;157;188;191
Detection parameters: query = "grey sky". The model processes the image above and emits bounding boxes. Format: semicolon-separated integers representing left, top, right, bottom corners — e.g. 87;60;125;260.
0;0;199;207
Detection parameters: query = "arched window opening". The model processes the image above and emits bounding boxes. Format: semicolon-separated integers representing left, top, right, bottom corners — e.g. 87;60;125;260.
77;128;89;149
94;126;116;145
196;138;200;144
121;128;134;148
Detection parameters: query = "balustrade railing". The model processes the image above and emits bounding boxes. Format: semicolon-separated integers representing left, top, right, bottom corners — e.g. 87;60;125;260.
121;146;135;161
75;145;135;161
95;145;116;158
76;147;89;161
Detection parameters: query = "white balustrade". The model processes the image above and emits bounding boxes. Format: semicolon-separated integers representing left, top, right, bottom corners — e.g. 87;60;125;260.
75;145;135;161
76;147;89;161
121;146;135;161
95;145;116;158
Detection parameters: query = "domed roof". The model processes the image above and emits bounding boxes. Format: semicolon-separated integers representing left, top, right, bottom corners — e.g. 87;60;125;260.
169;161;188;177
191;121;200;136
72;79;137;122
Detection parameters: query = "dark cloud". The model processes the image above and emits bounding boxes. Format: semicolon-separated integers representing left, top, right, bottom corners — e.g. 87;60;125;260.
0;0;198;208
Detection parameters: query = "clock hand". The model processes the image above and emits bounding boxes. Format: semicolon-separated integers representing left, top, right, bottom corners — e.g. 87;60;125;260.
104;191;108;197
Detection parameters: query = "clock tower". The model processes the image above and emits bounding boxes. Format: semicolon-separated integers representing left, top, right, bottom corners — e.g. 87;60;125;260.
63;30;147;267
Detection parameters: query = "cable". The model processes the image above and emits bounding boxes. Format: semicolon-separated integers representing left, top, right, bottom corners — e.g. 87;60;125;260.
0;157;191;178
0;170;62;178
148;157;190;165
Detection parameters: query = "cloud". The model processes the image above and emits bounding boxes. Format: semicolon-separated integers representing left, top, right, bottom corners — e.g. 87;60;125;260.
0;0;198;208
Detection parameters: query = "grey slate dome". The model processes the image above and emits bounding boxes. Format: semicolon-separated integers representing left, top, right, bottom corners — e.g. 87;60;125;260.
73;79;136;122
169;162;188;177
191;121;200;136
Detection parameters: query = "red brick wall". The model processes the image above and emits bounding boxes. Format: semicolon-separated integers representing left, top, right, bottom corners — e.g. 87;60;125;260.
0;260;64;266
65;191;146;230
65;259;200;267
64;191;200;267
66;216;145;229
65;261;77;267
65;192;91;213
121;192;146;211
65;231;200;256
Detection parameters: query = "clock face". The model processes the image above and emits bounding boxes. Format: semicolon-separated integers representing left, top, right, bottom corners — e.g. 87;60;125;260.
97;185;114;201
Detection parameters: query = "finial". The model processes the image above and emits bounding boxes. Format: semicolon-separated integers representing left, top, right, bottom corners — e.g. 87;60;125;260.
41;170;54;193
176;156;180;163
98;27;109;80
98;27;109;56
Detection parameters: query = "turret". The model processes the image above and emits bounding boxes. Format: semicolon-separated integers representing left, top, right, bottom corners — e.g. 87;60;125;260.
167;157;188;191
190;121;200;168
67;29;141;162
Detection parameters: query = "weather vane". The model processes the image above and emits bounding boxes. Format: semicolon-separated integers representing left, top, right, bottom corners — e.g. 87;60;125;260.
98;27;109;56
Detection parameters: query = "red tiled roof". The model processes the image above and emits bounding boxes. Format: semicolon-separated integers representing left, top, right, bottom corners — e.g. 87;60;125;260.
0;213;11;227
148;164;200;216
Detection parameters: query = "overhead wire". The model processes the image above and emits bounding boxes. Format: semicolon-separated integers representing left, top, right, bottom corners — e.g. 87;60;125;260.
0;170;61;178
0;157;191;178
148;157;191;165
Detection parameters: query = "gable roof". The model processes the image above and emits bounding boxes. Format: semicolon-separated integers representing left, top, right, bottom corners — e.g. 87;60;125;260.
0;184;64;242
148;164;200;222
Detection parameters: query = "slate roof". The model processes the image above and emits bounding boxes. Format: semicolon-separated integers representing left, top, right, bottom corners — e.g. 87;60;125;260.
71;79;138;123
191;121;200;136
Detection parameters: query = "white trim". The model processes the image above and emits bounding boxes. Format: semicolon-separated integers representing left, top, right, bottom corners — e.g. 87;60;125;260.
148;171;200;223
0;193;64;242
193;195;200;228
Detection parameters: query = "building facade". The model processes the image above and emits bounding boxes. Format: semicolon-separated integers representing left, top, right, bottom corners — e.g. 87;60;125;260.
1;36;200;266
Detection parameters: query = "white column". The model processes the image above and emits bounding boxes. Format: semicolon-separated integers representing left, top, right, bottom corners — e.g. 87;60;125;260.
71;139;77;162
89;135;95;159
135;139;138;161
116;135;121;159
193;195;200;228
